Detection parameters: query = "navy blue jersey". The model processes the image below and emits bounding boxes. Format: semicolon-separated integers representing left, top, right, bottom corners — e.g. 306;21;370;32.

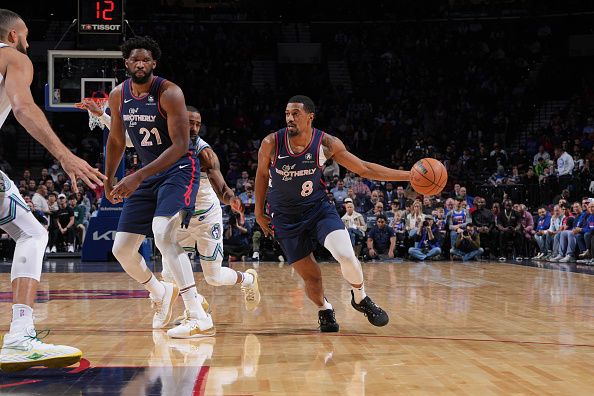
267;128;327;214
120;76;194;166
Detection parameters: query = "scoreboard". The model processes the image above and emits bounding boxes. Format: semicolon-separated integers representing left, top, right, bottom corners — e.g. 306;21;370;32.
78;0;124;34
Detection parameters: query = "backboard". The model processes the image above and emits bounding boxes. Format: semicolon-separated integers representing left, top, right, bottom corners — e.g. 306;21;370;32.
45;50;126;112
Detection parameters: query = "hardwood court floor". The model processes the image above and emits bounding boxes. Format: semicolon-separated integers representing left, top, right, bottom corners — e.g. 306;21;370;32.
1;260;594;395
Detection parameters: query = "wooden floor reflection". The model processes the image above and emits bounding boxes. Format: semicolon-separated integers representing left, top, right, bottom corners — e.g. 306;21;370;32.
1;261;594;395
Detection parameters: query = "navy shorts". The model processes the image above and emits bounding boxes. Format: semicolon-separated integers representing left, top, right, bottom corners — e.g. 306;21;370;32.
271;200;345;264
117;155;199;236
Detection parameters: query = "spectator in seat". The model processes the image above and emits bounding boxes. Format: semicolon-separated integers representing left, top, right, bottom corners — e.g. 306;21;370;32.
544;205;565;260
366;214;396;260
533;145;551;165
434;206;447;240
406;201;425;238
238;183;256;214
352;176;372;201
388;200;403;219
489;165;508;186
490;142;508;169
366;201;384;218
24;196;48;229
578;202;594;263
394;185;407;208
444;198;455;218
69;194;86;248
422;196;434;215
532;206;551;259
223;212;252;261
496;199;521;260
47;194;75;253
390;210;407;252
551;203;580;263
458;186;473;209
472;197;494;257
573;199;591;257
343;171;356;188
323;158;340;180
32;185;50;217
236;170;250;192
383;182;396;205
517;204;535;259
408;218;441;261
450;223;484;262
341;199;367;254
331;179;348;205
450;184;461;199
448;199;471;248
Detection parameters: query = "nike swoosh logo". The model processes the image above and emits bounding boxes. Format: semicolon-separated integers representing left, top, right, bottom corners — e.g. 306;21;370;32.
179;164;190;169
278;155;290;159
124;99;133;103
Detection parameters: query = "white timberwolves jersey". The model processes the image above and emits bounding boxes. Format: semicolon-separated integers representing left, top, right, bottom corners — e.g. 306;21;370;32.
0;43;13;129
194;137;219;213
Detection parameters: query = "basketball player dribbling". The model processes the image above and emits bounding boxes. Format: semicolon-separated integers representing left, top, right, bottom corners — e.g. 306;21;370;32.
255;95;411;332
105;36;213;338
0;9;107;371
79;98;262;324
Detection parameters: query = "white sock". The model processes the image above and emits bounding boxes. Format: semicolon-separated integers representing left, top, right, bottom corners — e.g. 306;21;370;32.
352;285;367;304
241;271;254;286
10;304;34;335
144;275;165;300
181;286;207;320
318;298;333;311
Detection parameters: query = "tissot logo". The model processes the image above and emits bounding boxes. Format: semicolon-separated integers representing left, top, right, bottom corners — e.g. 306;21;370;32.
93;230;117;241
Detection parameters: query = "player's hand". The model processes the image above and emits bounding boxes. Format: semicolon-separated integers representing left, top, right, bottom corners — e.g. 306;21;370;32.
60;152;106;193
180;209;192;229
74;98;104;117
255;212;273;237
104;181;121;204
230;196;243;213
111;172;143;201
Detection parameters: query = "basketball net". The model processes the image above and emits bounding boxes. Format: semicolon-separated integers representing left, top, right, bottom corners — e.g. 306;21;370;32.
86;91;109;131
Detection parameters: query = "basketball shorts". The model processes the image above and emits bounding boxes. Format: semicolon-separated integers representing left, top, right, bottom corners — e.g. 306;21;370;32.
176;203;224;262
117;155;199;236
0;171;42;236
271;200;345;264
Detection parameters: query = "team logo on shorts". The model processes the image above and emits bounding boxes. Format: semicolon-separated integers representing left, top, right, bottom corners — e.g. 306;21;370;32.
211;223;221;240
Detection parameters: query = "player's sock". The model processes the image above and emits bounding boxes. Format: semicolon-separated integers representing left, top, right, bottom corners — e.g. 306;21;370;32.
351;285;367;304
143;274;166;300
9;304;34;335
318;298;333;311
180;286;208;320
240;271;254;286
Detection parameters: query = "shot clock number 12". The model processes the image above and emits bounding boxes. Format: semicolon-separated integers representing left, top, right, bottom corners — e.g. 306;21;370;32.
78;0;124;34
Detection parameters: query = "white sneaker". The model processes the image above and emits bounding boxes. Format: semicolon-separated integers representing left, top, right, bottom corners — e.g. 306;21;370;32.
50;246;57;253
0;327;82;372
548;254;562;262
151;282;179;329
532;253;543;260
172;297;211;326
45;246;50;254
67;244;74;253
252;251;260;261
278;255;285;263
241;269;261;311
559;255;574;263
167;313;215;339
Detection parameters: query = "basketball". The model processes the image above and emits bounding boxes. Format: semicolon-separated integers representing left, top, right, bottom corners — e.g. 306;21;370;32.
410;158;448;196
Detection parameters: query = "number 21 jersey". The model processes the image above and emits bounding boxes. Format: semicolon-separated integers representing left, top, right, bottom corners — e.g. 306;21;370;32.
267;128;327;214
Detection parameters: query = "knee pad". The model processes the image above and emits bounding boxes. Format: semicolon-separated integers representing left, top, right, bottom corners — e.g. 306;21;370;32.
8;210;49;282
323;229;363;285
201;260;237;286
152;216;179;250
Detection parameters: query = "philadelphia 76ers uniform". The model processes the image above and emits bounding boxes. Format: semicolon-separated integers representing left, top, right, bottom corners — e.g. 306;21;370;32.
117;76;199;236
268;128;345;264
176;137;224;261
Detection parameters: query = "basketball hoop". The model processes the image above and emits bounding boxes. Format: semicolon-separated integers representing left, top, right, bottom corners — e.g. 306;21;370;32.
83;91;109;131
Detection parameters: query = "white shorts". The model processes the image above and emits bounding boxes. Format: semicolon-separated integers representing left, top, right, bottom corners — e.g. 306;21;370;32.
0;171;43;238
176;204;224;262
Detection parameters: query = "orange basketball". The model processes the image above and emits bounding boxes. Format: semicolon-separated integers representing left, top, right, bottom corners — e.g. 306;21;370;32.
410;158;448;196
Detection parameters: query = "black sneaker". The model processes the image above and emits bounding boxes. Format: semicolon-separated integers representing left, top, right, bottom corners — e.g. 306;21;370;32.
350;291;389;327
318;309;339;332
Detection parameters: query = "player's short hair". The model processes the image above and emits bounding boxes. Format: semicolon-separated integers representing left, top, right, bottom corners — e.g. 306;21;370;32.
288;95;315;113
186;105;200;113
121;36;162;61
0;9;22;38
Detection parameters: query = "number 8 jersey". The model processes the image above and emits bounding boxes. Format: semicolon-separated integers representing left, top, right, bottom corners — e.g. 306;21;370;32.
267;128;328;214
120;76;194;166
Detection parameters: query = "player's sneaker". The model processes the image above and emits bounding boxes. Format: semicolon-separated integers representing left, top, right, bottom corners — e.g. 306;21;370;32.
241;269;261;311
172;296;211;326
318;309;339;332
167;313;215;339
0;327;82;372
152;282;179;329
350;291;389;327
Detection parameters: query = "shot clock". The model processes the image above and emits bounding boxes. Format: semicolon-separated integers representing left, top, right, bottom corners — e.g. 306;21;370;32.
78;0;124;34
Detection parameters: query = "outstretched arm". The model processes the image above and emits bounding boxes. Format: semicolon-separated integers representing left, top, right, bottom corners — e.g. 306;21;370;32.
254;133;276;236
104;86;127;203
323;134;410;181
199;147;241;211
4;48;105;190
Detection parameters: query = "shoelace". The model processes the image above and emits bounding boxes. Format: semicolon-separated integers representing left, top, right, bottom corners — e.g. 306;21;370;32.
241;286;255;302
5;329;51;351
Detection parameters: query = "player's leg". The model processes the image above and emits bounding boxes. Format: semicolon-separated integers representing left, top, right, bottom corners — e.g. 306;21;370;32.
317;207;389;327
0;188;81;371
152;215;214;338
195;209;260;310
